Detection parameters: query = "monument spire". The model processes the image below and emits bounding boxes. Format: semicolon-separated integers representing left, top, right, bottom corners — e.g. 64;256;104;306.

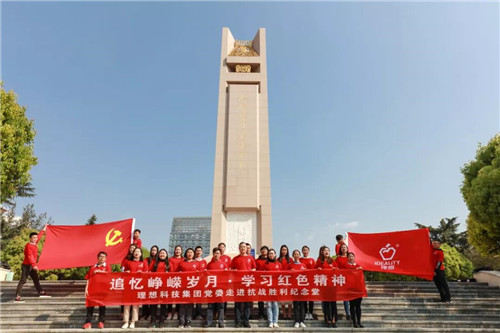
210;28;272;254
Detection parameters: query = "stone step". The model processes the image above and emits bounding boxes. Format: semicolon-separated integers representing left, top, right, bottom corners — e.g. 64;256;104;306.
1;312;499;322
2;280;498;332
2;323;500;333
2;319;500;329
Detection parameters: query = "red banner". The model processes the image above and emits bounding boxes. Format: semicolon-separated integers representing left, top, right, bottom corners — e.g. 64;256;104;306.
86;269;367;306
347;228;434;280
38;218;134;270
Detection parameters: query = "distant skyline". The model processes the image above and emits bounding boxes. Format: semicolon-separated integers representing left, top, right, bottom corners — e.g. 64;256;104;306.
3;1;498;255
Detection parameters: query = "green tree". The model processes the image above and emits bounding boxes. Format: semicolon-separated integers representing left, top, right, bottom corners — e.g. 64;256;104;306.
0;203;52;250
415;217;469;253
465;247;500;271
461;134;500;256
440;243;473;280
86;214;97;225
1;83;38;204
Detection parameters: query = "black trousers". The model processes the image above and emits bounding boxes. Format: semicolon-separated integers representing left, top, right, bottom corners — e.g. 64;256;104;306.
206;302;224;326
433;269;451;302
307;301;314;314
86;306;105;323
349;298;362;324
322;301;337;323
179;304;193;325
193;303;203;318
16;264;43;296
235;302;251;324
293;301;306;323
141;304;150;318
258;301;266;317
150;304;167;323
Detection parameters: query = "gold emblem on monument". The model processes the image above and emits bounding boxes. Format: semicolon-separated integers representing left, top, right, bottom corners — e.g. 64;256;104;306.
229;40;259;57
235;65;252;73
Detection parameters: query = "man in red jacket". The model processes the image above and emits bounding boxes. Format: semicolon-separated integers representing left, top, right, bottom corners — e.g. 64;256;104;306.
432;240;451;303
230;242;256;328
132;229;142;249
15;224;50;302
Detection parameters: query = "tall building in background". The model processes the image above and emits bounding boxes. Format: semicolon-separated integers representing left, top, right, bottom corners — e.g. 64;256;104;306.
168;217;211;257
210;27;273;254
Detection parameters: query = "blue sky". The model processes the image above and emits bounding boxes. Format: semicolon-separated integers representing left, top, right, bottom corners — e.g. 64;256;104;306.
2;1;498;256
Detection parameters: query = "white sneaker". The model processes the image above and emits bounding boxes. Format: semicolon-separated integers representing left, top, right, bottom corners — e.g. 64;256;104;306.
129;322;135;329
121;322;129;329
273;323;279;328
300;322;306;328
294;322;300;328
308;313;313;320
173;312;178;320
269;323;274;328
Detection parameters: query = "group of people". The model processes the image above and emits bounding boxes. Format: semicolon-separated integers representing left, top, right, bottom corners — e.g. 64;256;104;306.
84;230;365;329
15;227;451;330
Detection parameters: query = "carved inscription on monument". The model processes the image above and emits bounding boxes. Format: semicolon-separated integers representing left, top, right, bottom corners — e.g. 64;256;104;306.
226;212;257;253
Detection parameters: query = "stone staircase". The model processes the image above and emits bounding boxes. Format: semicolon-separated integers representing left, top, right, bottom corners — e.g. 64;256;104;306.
1;280;500;332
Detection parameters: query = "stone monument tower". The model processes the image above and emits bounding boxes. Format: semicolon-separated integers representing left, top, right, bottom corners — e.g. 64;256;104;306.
210;27;272;254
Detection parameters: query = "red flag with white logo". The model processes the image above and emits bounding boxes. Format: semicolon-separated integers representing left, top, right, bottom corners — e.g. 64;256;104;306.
37;218;134;270
346;228;434;280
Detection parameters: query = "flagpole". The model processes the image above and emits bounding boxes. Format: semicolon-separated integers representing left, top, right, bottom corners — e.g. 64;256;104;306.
131;218;136;244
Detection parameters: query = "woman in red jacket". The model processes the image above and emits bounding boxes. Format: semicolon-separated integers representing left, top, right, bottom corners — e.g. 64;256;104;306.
177;248;198;328
265;249;282;328
346;252;364;328
336;243;351;321
300;245;316;320
278;245;293;320
149;249;169;328
315;246;338;328
122;247;147;329
288;250;307;328
168;245;183;320
141;245;159;321
256;245;269;320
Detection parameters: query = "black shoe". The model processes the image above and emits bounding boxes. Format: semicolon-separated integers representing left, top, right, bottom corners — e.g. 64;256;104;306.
243;321;251;328
358;324;364;328
346;314;351;320
236;322;243;328
218;322;226;328
327;323;332;328
332;322;337;328
353;322;359;328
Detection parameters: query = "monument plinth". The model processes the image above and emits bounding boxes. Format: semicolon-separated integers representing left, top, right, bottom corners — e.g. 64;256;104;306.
210;28;272;254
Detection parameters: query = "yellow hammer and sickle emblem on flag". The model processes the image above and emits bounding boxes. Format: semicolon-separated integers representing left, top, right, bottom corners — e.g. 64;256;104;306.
105;228;123;247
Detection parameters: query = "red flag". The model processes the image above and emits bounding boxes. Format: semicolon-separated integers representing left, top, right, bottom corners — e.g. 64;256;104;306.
346;228;434;280
37;218;134;270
